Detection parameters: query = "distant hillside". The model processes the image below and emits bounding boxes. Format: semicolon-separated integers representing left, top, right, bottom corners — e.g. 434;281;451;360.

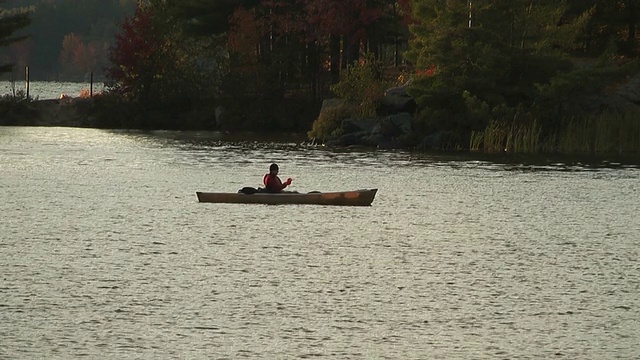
1;0;137;81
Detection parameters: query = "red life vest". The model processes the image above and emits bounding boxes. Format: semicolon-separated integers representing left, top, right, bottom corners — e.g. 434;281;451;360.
263;173;284;192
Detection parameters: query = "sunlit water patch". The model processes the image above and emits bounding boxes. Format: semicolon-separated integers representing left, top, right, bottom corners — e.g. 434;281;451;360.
1;126;639;359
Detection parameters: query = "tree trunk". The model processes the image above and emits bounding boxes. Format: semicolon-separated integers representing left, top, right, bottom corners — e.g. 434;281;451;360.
393;2;399;66
343;37;360;67
628;0;637;42
330;34;341;84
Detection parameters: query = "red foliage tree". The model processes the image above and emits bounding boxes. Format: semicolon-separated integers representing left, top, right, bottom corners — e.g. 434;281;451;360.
302;0;384;81
107;5;161;95
227;6;262;70
303;0;382;42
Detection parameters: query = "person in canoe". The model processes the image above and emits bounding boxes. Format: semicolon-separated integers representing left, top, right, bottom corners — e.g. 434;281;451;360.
263;163;292;193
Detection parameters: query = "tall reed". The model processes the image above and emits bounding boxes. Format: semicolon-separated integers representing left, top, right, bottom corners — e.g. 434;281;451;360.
550;112;640;154
470;119;541;153
471;111;640;154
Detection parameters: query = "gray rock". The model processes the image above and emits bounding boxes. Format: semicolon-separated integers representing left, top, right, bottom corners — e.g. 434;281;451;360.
611;75;640;109
319;98;344;114
599;74;640;112
337;131;369;146
370;114;411;138
418;131;452;150
382;80;415;112
343;118;377;133
389;113;411;133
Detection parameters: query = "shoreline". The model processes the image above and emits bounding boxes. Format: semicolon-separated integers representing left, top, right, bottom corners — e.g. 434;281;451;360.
2;98;639;159
0;97;97;127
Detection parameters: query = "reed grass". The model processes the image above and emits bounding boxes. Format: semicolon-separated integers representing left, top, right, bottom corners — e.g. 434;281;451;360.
471;111;640;154
549;112;640;154
470;119;541;153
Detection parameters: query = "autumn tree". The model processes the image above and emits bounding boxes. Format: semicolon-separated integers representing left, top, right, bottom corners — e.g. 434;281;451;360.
15;0;135;80
104;2;227;128
0;0;31;73
365;0;413;66
58;32;99;79
302;0;383;82
107;5;160;97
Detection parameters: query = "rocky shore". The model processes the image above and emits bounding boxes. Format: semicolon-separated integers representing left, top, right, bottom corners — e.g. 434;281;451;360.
3;72;640;150
0;97;97;127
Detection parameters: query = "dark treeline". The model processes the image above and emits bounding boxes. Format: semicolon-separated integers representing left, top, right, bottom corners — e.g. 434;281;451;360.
0;0;136;81
2;0;640;154
404;0;640;154
94;0;415;131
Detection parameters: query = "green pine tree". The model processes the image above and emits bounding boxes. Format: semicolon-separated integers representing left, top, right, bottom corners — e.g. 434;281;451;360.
0;1;32;73
404;0;582;146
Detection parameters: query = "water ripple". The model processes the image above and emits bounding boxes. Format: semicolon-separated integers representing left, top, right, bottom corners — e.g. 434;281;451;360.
0;127;638;359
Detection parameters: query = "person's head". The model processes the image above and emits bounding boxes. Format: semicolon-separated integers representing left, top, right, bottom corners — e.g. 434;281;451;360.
269;163;279;174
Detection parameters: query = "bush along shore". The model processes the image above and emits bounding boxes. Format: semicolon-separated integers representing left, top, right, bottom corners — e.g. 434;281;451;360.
0;95;97;128
307;59;640;156
2;66;640;156
4;2;640;157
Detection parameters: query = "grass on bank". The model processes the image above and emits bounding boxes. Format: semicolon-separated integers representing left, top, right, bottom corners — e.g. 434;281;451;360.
470;119;541;153
548;112;640;154
470;111;640;154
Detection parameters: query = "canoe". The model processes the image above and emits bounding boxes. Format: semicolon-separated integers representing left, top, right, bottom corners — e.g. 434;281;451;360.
196;189;377;206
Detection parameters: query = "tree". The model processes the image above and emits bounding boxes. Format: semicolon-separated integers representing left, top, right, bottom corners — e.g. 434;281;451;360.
150;0;256;37
107;5;161;97
105;2;227;128
0;0;31;73
59;32;88;79
559;1;640;57
302;0;385;82
13;0;135;80
405;0;579;146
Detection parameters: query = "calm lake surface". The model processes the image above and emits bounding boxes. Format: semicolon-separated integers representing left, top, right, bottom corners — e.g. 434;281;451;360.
1;126;639;359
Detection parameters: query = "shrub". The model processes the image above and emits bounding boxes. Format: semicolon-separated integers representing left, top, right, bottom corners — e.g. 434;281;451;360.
307;105;353;141
0;91;33;125
330;54;389;119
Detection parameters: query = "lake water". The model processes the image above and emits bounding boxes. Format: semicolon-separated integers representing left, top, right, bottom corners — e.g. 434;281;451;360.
1;81;104;100
1;126;639;359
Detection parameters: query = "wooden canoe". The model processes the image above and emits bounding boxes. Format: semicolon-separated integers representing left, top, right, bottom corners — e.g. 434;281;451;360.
196;189;377;206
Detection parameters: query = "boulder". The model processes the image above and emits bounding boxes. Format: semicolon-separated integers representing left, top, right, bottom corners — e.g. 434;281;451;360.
323;113;412;149
606;75;640;111
343;118;377;133
362;133;391;148
382;80;416;113
319;92;414;149
418;131;451;150
319;98;344;114
389;113;411;133
334;130;369;146
592;73;640;112
371;114;411;137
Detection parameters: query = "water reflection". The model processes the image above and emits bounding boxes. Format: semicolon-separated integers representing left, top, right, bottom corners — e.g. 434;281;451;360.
1;126;639;359
103;129;640;171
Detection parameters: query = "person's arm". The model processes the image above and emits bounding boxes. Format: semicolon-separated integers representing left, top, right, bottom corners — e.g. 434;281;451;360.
281;177;292;190
275;176;292;191
265;175;290;192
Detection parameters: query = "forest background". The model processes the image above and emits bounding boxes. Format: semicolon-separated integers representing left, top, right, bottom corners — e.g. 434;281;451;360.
1;0;640;154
